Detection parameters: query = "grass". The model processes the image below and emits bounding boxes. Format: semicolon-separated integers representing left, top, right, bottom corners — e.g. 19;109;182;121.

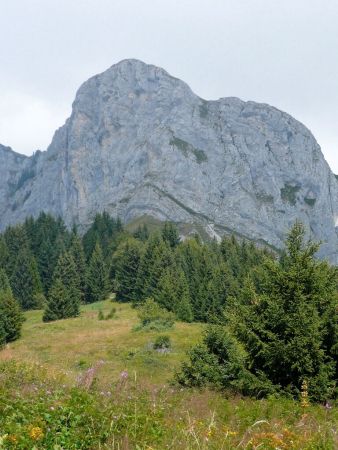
0;301;337;449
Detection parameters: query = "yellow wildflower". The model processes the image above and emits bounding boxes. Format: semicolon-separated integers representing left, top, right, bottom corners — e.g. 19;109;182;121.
29;427;44;440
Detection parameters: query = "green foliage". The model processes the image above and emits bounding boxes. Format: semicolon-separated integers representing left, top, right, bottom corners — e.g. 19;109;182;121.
69;233;87;300
98;310;104;321
10;248;42;310
44;252;81;321
280;183;301;205
227;222;337;401
112;238;143;302
0;269;23;344
133;223;150;241
153;335;171;350
86;243;110;303
83;212;123;260
136;298;175;331
161;222;180;248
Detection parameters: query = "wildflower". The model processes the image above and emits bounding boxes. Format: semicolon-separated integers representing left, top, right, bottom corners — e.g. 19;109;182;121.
300;379;310;408
29;426;44;440
7;435;18;444
120;370;128;380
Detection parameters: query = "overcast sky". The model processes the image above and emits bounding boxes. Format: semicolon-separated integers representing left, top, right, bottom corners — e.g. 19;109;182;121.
1;0;337;171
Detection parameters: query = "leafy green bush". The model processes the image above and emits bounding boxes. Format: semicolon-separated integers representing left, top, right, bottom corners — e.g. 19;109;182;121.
177;325;275;396
98;310;104;320
153;335;171;351
135;298;175;331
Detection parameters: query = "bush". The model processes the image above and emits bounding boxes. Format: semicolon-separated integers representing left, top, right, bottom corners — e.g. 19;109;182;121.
177;325;276;397
153;335;171;351
106;307;116;320
136;298;175;331
98;310;104;321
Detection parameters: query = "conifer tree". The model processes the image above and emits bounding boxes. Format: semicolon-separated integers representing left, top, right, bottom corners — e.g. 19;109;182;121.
162;222;180;248
135;235;174;302
133;224;150;242
229;222;337;401
10;248;42;310
86;243;110;303
0;236;9;270
0;269;23;343
69;234;87;300
112;238;143;302
51;251;81;316
43;277;74;322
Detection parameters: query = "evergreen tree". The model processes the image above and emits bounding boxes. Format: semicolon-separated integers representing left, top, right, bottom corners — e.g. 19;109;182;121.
86;243;110;303
0;236;9;270
43;278;75;322
155;266;193;322
112;238;143;302
10;248;42;310
0;290;23;342
133;224;150;242
162;222;180;248
135;235;174;302
69;233;87;300
228;222;337;401
52;252;81;316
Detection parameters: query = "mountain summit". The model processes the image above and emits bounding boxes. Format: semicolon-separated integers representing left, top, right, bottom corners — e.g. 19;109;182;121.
1;59;338;261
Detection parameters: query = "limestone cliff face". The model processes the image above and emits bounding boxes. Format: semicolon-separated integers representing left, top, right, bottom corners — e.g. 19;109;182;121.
1;59;338;261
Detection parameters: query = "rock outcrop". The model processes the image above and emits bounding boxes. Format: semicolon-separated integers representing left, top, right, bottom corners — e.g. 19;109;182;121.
1;59;338;261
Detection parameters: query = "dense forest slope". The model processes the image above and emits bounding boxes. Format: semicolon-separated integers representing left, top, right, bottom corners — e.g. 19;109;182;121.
1;59;338;261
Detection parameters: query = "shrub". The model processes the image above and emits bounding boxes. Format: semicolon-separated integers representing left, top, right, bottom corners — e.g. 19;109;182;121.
136;298;175;331
177;325;276;396
153;335;171;351
105;307;116;320
98;310;104;321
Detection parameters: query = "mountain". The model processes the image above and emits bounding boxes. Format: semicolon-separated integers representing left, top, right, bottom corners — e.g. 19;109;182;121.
1;59;338;261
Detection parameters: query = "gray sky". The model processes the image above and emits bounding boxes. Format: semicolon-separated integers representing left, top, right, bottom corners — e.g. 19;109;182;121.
1;0;338;171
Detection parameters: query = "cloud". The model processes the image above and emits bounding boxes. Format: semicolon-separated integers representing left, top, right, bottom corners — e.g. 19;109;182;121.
0;92;69;154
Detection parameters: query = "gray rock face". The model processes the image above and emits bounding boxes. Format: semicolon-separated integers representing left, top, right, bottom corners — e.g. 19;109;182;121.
1;59;338;261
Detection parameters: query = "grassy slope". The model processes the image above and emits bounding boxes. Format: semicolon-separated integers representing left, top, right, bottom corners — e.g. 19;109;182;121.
0;301;203;386
0;301;337;449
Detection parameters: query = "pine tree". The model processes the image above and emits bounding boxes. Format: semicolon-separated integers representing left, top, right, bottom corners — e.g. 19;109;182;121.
135;235;174;302
86;243;110;303
155;266;193;322
133;224;150;242
112;238;143;302
0;236;9;270
43;278;74;322
0;290;24;342
69;233;87;300
51;252;81;316
229;222;337;401
10;248;42;310
162;222;180;248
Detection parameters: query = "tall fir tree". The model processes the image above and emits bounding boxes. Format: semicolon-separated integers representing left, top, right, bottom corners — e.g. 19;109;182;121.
69;233;87;300
86;243;110;303
227;222;338;401
43;277;76;322
112;238;144;302
10;248;42;310
162;222;180;248
51;251;81;317
0;269;23;343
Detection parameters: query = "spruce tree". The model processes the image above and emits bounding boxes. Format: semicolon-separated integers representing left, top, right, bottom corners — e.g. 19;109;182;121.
43;278;74;322
10;248;42;310
0;290;24;342
86;243;110;303
112;238;143;302
69;234;87;300
162;222;180;248
0;236;9;270
51;251;81;316
229;222;337;401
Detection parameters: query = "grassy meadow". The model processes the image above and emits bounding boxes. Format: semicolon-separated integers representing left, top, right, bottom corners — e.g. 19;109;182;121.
0;300;337;449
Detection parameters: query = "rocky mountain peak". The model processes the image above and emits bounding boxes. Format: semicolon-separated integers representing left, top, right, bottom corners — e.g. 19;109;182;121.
1;60;338;262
